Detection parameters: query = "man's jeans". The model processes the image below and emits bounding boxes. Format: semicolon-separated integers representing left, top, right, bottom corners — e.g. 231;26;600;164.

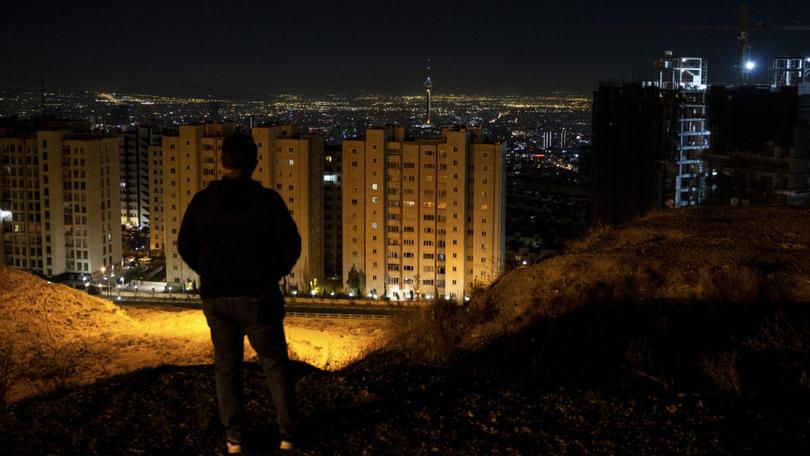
202;295;297;443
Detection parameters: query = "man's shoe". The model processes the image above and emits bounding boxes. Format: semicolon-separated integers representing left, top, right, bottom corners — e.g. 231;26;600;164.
279;437;294;451
226;439;242;454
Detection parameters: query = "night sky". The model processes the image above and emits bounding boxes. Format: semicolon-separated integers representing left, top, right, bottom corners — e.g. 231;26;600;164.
1;0;808;96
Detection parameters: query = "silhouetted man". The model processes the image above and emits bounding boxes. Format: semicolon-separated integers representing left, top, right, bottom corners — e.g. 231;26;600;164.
178;131;301;454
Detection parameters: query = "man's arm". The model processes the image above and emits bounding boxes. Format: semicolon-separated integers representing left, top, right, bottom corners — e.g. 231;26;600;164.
268;190;301;278
177;195;200;273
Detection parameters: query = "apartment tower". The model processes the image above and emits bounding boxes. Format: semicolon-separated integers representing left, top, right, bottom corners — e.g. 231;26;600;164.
342;126;505;301
119;123;161;229
160;122;323;292
0;128;122;277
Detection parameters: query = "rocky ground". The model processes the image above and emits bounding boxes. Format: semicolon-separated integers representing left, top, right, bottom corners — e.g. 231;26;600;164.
1;351;807;455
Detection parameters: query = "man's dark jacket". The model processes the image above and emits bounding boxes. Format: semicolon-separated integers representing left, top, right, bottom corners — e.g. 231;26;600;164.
177;177;301;301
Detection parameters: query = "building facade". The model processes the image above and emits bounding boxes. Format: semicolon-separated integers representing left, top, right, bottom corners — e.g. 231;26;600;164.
119;123;160;229
148;144;164;251
342;126;505;301
0;128;122;278
159;123;323;292
323;144;342;279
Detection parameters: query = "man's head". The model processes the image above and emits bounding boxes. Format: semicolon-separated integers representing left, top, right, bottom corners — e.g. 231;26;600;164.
221;132;258;177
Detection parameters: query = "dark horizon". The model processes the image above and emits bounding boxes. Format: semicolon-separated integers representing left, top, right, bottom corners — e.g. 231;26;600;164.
1;1;809;97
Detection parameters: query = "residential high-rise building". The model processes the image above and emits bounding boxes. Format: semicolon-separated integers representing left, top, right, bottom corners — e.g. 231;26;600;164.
342;126;505;301
252;124;324;293
159;122;323;292
148;143;164;252
0;128;122;278
119;123;161;229
323;144;342;279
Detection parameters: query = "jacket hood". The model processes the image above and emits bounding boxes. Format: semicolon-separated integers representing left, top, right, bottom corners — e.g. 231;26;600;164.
206;178;264;213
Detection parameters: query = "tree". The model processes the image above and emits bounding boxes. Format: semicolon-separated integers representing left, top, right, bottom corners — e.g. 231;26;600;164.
346;265;365;295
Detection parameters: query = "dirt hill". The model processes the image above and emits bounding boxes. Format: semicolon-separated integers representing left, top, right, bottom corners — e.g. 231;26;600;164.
467;205;810;347
0;269;385;405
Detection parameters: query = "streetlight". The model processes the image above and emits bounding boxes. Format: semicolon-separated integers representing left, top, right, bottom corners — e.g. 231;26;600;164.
744;60;755;72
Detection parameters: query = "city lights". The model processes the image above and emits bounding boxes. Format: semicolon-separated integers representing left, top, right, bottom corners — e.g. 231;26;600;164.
745;61;756;71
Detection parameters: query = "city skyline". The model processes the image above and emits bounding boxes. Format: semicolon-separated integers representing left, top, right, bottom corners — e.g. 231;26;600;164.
2;1;809;96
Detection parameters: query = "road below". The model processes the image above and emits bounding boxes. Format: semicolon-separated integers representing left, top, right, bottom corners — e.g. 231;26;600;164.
116;297;404;318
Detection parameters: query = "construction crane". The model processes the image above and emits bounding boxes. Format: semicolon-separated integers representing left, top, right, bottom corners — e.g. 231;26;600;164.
615;3;810;83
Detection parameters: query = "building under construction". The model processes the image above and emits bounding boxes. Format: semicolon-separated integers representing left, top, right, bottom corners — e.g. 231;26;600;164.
771;57;810;88
649;51;711;208
590;51;710;225
701;84;810;206
590;82;678;225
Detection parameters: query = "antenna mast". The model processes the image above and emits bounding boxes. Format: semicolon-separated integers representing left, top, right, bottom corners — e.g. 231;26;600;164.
423;59;433;125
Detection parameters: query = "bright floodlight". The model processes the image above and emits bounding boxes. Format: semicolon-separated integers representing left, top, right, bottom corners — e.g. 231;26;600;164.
745;61;755;71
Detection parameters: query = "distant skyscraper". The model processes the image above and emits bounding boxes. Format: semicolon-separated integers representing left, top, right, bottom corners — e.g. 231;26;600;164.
119;123;160;229
423;61;433;126
541;131;552;149
771;57;810;88
342;126;505;301
0;127;122;277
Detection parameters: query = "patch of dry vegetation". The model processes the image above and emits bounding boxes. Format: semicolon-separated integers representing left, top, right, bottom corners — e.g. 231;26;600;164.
387;206;810;397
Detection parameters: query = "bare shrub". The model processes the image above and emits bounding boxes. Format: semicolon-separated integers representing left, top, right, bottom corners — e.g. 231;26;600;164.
700;351;742;395
566;224;611;253
744;313;810;354
693;265;762;302
387;300;472;365
0;341;17;409
624;338;673;390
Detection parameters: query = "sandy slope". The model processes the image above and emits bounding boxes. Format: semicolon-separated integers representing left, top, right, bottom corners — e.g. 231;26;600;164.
0;268;388;402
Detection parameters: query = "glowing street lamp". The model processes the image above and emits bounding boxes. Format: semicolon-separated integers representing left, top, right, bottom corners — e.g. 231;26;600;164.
744;61;756;72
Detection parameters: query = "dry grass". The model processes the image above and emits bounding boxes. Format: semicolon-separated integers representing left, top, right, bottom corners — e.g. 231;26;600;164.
700;351;743;396
387;300;477;364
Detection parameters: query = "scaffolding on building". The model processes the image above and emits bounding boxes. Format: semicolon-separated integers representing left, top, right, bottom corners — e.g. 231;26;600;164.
647;51;711;208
